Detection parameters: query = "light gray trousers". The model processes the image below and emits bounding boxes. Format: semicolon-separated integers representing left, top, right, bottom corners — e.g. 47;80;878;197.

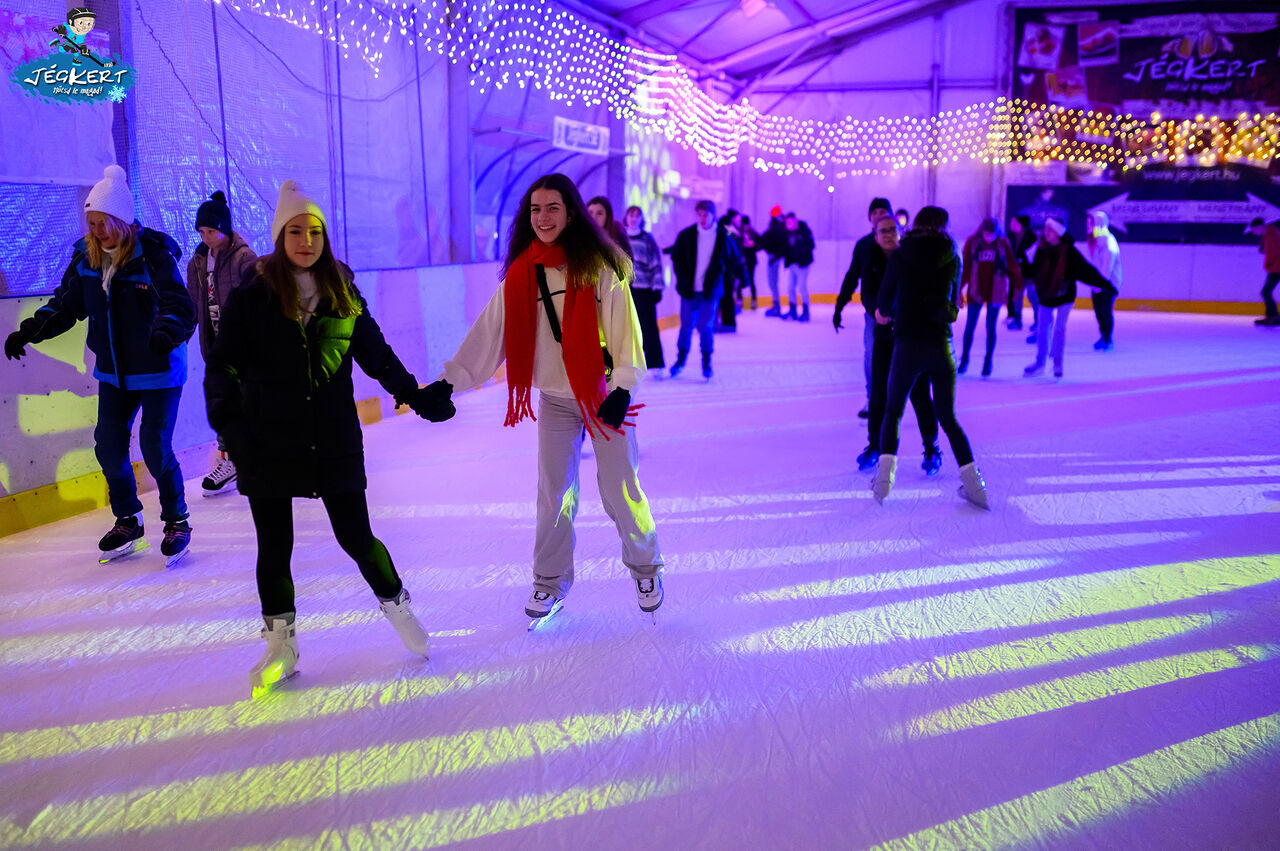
533;392;663;598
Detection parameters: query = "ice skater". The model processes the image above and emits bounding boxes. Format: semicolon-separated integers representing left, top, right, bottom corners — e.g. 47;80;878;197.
958;217;1022;376
835;197;895;418
1023;217;1115;379
872;206;989;509
666;199;744;378
623;205;667;371
186;191;257;496
414;173;664;624
5;165;197;564
1245;216;1280;326
204;180;440;694
1084;211;1122;350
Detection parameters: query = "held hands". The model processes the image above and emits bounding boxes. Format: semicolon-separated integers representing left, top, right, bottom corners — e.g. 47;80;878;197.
5;331;30;361
596;387;630;430
403;379;455;422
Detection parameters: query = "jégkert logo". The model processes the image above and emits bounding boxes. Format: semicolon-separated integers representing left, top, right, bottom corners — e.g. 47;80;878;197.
9;6;137;105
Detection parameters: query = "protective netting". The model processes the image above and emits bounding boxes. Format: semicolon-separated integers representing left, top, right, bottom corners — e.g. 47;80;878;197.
2;0;444;297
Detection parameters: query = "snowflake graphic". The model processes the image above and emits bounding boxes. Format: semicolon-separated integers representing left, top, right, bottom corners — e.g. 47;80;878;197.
107;85;126;103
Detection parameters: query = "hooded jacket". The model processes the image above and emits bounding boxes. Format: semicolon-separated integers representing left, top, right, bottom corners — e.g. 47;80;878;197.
204;267;419;498
877;230;961;341
1083;212;1122;291
186;231;258;357
18;226;195;389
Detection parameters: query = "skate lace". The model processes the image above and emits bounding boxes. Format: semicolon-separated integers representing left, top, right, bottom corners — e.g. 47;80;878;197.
163;522;190;544
637;579;656;595
208;458;236;484
108;520;134;538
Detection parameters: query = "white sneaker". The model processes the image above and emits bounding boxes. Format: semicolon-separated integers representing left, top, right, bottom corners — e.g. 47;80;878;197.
250;615;298;692
202;456;237;495
525;589;562;618
635;576;663;613
379;589;430;657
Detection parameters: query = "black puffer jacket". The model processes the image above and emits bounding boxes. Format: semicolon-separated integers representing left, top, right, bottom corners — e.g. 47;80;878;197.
878;231;961;341
204;271;419;498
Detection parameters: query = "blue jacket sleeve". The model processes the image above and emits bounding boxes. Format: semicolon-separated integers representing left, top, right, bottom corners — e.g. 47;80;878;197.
19;256;88;344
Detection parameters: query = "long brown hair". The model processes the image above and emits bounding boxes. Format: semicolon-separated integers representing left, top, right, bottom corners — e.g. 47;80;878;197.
504;174;632;289
256;222;360;319
588;195;632;257
85;215;139;270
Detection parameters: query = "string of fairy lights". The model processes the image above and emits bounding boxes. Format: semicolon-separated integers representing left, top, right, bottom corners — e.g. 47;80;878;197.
225;0;1279;181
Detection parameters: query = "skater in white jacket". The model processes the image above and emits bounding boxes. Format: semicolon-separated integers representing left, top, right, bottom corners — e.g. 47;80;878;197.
1085;211;1123;350
414;173;664;623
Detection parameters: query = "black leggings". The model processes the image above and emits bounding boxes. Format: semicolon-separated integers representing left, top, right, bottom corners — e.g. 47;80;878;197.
1092;289;1118;342
879;338;974;467
249;491;403;617
869;323;937;452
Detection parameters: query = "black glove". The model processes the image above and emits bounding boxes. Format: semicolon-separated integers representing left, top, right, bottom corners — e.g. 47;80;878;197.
597;387;630;430
403;379;455;423
148;328;178;358
833;306;844;331
5;331;29;361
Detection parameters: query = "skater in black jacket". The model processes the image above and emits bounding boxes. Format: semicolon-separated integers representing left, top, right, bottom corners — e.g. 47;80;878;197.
205;180;443;694
5;165;197;564
872;206;989;509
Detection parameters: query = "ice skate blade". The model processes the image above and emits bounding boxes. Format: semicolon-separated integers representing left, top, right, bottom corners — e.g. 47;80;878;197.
202;484;238;498
527;599;564;631
164;547;191;569
98;539;149;564
251;669;299;699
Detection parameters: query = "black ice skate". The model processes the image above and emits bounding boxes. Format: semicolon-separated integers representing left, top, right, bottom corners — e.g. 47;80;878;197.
161;519;192;568
98;515;148;563
201;456;238;497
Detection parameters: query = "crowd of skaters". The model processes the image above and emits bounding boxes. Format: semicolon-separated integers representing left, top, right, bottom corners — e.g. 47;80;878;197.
7;162;1276;691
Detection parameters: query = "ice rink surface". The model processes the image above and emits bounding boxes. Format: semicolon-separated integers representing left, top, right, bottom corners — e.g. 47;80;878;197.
3;307;1279;849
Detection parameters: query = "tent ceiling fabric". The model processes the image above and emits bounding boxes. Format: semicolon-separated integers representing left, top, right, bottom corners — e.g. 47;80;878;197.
581;0;946;83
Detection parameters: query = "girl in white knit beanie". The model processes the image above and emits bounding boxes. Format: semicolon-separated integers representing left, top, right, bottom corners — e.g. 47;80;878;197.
4;164;198;565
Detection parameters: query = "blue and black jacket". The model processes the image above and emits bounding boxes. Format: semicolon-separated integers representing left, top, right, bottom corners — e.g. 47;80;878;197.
19;226;196;389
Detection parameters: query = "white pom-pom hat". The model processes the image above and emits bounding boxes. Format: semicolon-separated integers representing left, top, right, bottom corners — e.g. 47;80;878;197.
84;164;135;225
271;180;327;244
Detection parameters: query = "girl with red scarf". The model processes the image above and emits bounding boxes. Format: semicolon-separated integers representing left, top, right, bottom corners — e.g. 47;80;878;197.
417;174;663;621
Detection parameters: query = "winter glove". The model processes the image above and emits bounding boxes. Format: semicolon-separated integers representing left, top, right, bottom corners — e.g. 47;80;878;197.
596;387;630;430
832;306;844;331
402;379;455;423
148;327;178;358
5;331;30;361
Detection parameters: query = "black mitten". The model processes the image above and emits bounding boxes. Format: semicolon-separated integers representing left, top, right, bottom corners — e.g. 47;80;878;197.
148;328;177;357
403;379;455;422
5;331;30;361
597;387;630;430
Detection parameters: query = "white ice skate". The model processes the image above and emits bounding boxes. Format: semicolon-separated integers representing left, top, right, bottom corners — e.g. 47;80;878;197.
871;454;897;504
526;590;563;631
201;456;238;497
636;576;663;623
250;615;299;698
378;589;430;657
958;462;990;510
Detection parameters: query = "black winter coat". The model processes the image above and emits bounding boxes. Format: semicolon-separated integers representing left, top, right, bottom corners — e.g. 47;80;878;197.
667;224;745;300
19;227;195;389
1029;236;1113;308
204;272;419;498
836;231;886;317
878;231;962;341
783;222;815;268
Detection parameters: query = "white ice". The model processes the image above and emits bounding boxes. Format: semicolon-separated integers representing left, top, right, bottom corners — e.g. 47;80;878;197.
2;308;1279;849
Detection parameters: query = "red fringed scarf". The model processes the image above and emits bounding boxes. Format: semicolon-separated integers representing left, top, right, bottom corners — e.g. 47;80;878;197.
503;240;611;435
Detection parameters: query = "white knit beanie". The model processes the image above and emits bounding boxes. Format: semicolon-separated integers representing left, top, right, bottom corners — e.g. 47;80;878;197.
271;180;326;244
1043;217;1067;238
84;164;135;225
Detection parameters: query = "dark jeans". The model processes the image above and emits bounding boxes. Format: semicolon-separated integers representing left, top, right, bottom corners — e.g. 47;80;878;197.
1264;273;1280;319
719;277;738;328
742;259;758;300
95;382;188;523
960;301;1001;366
869;324;937;452
1092;288;1119;342
248;491;403;617
676;288;721;358
631;286;665;369
880;338;974;467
